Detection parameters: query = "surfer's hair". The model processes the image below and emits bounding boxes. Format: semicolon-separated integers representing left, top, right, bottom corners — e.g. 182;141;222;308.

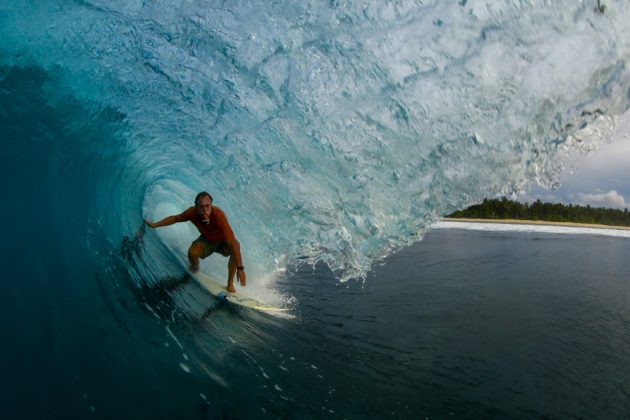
195;191;213;205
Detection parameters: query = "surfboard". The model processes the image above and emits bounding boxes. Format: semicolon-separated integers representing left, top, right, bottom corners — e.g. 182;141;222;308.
191;271;288;312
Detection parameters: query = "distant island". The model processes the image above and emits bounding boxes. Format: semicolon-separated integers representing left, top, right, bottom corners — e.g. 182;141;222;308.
447;198;630;228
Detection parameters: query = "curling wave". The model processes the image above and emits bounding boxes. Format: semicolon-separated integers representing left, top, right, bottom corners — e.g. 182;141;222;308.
2;0;630;281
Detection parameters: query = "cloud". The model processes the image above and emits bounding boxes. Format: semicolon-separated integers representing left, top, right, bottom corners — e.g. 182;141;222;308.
569;190;628;209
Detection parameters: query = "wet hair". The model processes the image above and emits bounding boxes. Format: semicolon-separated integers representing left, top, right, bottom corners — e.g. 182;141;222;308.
194;191;213;205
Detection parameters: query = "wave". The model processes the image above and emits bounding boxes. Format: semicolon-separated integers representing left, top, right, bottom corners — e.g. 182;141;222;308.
2;0;630;281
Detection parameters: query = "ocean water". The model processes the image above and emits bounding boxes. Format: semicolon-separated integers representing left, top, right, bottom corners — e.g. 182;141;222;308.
3;224;630;419
2;1;630;419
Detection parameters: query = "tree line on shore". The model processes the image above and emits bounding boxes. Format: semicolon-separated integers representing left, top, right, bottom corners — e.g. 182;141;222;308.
448;198;630;227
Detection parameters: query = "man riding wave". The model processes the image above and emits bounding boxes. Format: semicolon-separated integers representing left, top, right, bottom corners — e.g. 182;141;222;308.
144;192;246;293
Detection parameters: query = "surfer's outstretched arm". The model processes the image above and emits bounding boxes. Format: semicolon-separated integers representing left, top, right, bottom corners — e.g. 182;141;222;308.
144;213;185;228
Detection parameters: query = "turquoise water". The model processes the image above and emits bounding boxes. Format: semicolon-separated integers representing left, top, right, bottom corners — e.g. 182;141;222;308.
2;1;630;418
4;224;630;418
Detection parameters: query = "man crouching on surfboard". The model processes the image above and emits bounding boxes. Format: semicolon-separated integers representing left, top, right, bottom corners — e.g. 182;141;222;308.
144;192;246;293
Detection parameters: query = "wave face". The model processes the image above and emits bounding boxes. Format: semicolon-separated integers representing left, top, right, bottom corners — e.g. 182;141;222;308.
2;0;630;280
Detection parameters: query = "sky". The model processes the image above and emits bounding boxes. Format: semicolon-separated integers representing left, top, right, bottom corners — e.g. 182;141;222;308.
519;110;630;210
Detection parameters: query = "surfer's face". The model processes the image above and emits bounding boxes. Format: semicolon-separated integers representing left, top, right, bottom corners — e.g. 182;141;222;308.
196;196;212;223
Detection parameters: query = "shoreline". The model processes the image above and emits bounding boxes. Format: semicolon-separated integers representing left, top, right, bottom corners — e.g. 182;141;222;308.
440;217;630;231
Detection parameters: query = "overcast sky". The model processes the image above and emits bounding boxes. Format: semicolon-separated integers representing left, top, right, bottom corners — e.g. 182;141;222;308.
519;110;630;209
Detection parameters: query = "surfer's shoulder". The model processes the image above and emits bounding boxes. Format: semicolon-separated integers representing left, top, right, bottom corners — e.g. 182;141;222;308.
212;207;232;227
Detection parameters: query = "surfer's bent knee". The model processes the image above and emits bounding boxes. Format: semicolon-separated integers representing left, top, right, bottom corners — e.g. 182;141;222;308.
188;243;203;258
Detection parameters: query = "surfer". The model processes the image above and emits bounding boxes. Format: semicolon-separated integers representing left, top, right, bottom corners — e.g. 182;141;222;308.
144;192;246;293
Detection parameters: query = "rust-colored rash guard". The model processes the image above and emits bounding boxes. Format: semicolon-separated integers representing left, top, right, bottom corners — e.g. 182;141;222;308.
178;206;235;242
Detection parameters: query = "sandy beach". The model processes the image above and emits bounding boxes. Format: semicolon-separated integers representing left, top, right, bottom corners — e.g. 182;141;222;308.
441;218;630;231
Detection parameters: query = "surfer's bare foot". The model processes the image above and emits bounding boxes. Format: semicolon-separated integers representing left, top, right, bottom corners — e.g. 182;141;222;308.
189;263;199;273
227;283;236;293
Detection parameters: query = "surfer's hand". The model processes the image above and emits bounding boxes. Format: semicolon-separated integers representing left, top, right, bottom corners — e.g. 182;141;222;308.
237;270;246;287
144;219;156;228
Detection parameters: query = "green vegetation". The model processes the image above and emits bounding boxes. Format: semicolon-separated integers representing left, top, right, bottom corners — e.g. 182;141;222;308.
448;197;630;227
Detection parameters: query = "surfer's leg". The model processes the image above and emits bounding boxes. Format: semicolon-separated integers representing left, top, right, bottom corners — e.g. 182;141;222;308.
227;254;237;293
188;243;204;272
214;241;236;293
189;236;216;272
